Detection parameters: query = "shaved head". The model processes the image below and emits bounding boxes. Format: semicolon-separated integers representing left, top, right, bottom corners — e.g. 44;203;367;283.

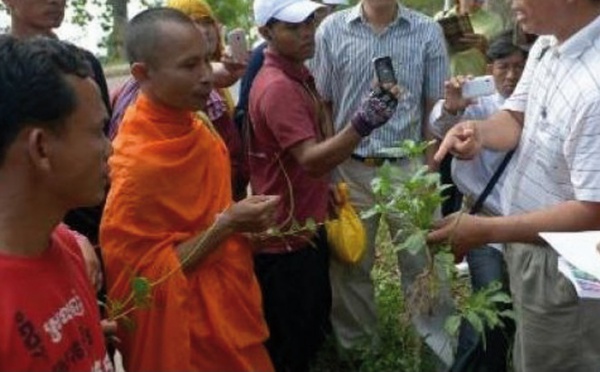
125;7;197;67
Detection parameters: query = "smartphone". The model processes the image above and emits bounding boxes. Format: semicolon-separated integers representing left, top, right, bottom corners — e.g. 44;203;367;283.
373;56;397;85
227;28;248;63
462;75;496;99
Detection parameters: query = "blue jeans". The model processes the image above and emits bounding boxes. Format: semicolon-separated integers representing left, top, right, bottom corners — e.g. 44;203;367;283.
451;246;515;372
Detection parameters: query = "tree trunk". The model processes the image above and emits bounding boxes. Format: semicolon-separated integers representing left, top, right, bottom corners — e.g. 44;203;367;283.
108;0;128;62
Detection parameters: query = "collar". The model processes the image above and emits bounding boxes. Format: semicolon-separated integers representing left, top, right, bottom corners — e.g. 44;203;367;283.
554;14;600;59
345;2;412;29
136;93;195;126
263;48;314;85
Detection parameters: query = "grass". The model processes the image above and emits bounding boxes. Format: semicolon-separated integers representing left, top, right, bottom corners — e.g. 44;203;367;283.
312;222;453;372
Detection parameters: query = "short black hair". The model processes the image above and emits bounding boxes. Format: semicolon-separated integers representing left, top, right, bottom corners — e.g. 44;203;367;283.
0;35;92;164
125;7;196;66
486;30;528;62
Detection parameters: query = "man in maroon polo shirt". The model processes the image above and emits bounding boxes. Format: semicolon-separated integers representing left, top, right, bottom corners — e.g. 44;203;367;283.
248;0;399;371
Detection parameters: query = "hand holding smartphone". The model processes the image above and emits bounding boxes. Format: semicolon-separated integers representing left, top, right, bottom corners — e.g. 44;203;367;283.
227;28;248;63
461;75;496;99
372;56;413;110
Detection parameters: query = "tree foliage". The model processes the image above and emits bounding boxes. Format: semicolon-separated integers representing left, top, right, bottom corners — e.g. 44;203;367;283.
2;0;515;68
212;0;253;32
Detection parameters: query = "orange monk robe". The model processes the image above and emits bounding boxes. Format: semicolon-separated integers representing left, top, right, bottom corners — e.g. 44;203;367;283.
100;94;273;372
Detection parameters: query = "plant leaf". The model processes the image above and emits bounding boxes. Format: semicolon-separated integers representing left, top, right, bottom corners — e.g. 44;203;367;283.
444;314;462;336
398;230;426;255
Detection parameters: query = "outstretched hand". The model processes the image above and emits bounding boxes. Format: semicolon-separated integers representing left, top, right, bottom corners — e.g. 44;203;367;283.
433;120;482;163
222;195;280;234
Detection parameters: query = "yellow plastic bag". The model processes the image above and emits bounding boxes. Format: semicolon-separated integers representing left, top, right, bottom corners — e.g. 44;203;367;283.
325;183;367;264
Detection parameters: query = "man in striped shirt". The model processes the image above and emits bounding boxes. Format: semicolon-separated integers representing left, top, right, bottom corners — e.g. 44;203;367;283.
312;0;452;366
430;0;600;370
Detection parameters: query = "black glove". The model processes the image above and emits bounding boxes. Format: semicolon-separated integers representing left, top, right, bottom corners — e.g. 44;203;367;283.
351;87;398;137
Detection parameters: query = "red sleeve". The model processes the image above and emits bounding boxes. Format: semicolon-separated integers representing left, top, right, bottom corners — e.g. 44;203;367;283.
258;80;317;151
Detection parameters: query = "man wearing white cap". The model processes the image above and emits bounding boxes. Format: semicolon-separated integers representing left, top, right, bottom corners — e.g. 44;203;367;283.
312;0;453;367
235;0;346;134
249;0;399;370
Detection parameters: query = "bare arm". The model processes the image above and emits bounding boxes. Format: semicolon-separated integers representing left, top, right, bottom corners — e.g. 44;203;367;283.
289;125;362;178
422;97;439;170
478;109;524;151
211;60;246;89
288;88;400;178
485;201;600;244
175;213;235;272
434;109;524;162
175;195;279;271
428;201;600;258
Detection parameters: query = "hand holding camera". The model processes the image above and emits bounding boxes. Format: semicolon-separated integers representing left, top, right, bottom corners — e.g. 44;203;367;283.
443;75;496;115
443;75;473;115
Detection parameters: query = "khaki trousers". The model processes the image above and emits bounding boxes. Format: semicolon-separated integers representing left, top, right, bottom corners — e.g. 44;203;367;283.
505;243;600;372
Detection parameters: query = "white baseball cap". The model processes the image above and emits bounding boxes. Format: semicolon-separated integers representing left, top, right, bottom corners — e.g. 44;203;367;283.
322;0;348;4
254;0;325;27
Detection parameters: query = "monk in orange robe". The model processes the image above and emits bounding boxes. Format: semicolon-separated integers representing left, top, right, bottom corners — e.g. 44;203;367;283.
100;8;278;371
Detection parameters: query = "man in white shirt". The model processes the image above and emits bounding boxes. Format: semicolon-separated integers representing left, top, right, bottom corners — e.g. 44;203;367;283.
429;30;527;372
429;0;600;370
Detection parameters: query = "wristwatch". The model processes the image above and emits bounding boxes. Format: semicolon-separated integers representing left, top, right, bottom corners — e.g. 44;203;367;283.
442;103;465;117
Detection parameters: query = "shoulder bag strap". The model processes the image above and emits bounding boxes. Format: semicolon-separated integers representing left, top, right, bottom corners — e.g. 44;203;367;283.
469;150;515;215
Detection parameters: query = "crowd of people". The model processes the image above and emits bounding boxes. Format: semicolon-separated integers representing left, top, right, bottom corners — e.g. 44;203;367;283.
1;0;600;371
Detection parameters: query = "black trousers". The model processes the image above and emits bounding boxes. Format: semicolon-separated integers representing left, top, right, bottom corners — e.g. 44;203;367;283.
254;229;332;372
440;154;463;216
450;247;515;372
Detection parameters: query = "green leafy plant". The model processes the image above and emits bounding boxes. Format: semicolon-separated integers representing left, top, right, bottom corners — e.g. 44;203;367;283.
363;140;451;315
311;222;441;372
445;281;514;350
363;139;513;349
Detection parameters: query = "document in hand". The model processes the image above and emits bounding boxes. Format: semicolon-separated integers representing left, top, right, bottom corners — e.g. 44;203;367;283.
437;14;474;50
540;231;600;299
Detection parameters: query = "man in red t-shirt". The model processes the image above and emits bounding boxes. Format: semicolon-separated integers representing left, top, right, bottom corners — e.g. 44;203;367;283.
249;0;400;370
0;36;113;371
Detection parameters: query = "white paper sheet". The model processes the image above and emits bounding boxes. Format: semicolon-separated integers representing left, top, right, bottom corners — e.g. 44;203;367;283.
540;231;600;280
558;258;600;299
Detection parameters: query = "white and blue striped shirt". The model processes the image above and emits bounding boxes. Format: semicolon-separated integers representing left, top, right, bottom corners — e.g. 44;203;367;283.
502;16;600;216
312;3;449;157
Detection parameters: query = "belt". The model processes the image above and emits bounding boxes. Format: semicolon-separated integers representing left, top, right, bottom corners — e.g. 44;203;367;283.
350;154;403;167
